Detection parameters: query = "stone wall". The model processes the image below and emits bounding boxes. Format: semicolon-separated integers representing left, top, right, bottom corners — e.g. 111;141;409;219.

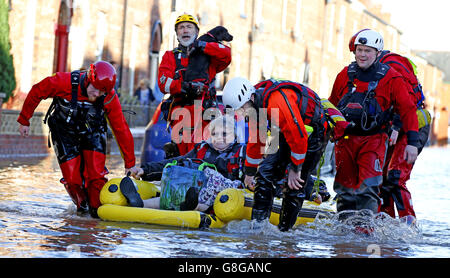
0;109;50;158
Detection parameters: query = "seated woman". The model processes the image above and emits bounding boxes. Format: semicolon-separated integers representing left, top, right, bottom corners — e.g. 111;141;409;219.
121;115;246;212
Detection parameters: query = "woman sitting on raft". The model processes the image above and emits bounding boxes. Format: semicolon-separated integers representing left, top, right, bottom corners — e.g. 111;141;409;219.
121;115;246;212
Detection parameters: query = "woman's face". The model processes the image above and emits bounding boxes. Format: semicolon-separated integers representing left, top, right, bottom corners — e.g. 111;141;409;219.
210;125;235;151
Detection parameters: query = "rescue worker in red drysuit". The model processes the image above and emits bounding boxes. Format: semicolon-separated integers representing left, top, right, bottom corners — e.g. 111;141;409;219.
222;77;351;231
349;29;431;219
329;29;420;215
17;61;139;218
158;14;231;156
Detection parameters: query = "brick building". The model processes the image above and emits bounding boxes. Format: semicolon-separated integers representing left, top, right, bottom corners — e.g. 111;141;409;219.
1;0;449;157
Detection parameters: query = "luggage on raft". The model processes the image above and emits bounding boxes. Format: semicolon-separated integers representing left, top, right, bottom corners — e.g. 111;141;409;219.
97;177;335;229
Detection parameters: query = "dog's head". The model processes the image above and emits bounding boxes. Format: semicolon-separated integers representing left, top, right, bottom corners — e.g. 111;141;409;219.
207;26;233;42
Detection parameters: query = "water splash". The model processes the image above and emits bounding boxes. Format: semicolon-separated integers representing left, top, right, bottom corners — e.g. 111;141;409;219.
224;209;423;245
226;219;281;236
307;209;423;243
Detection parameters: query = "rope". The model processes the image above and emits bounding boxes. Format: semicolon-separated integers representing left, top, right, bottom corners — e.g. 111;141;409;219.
313;152;326;195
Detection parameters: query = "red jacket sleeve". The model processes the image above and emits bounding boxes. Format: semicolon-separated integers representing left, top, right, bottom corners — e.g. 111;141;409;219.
328;68;349;107
158;51;184;96
103;93;136;169
17;72;71;126
204;42;231;75
267;89;308;170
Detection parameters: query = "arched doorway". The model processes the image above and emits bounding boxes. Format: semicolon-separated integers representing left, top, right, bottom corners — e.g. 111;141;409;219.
53;0;72;73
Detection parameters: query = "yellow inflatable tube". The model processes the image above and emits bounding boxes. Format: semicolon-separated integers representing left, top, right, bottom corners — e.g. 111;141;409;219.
98;178;335;229
98;178;225;229
98;204;225;229
213;188;335;227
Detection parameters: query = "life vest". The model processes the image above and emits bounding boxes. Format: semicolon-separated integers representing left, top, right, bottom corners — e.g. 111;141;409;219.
379;51;425;108
44;71;107;134
254;79;328;139
160;48;217;122
195;142;245;181
337;62;392;135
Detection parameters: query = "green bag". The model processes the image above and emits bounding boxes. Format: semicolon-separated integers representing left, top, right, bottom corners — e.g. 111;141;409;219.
159;159;216;211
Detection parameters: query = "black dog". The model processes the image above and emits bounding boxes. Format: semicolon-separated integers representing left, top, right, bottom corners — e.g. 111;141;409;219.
184;26;233;84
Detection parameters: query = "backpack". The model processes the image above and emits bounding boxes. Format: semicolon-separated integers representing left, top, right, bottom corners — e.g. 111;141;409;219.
379;51;425;108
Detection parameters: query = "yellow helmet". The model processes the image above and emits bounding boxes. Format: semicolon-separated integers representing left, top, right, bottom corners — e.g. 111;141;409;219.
175;14;199;30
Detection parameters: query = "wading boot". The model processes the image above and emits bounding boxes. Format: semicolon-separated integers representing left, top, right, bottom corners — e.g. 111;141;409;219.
251;185;274;222
278;194;304;232
120;176;144;207
180;187;199;211
62;179;89;213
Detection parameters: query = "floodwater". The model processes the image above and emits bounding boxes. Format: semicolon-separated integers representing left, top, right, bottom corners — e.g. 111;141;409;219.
0;146;449;258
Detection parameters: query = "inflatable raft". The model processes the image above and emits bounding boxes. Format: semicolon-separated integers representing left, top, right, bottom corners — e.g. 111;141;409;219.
98;178;335;229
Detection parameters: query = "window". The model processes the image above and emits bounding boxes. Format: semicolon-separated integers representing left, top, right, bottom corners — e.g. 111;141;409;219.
171;0;177;12
20;0;37;93
293;0;302;37
337;5;346;60
327;3;335;52
240;0;247;18
281;0;288;33
300;62;310;85
95;11;107;61
255;0;263;29
128;25;140;95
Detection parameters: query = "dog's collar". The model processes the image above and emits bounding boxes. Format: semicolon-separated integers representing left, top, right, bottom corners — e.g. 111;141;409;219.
206;32;215;39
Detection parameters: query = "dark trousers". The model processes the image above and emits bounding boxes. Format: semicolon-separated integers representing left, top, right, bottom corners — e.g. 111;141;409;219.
253;130;328;231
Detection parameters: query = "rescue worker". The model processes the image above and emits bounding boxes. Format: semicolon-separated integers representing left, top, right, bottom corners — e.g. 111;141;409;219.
123;115;245;212
329;29;420;215
17;61;139;218
221;77;348;232
349;29;431;219
158;14;232;156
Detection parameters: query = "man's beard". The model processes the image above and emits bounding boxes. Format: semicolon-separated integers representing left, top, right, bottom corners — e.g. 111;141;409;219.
177;34;196;47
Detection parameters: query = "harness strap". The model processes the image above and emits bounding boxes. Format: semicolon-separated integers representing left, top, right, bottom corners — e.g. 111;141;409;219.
259;80;324;126
66;71;81;123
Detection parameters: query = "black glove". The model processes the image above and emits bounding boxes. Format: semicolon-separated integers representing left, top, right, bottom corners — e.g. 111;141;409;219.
189;40;207;54
181;81;205;97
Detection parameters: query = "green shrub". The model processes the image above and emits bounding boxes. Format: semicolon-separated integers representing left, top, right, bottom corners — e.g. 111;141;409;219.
0;0;16;103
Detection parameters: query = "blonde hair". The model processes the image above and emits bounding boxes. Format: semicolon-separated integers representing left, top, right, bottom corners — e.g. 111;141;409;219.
139;79;149;87
209;115;236;135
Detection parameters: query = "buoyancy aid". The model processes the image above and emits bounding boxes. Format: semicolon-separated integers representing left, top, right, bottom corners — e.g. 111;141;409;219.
254;79;328;143
160;47;217;122
44;71;107;134
379;51;425;108
337;61;392;135
195;141;245;181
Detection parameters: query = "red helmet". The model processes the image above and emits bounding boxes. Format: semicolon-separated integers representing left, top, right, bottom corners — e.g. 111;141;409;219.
349;28;370;53
87;61;117;93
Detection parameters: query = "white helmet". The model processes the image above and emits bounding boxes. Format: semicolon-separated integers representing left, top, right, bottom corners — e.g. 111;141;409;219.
354;29;384;51
222;77;255;109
